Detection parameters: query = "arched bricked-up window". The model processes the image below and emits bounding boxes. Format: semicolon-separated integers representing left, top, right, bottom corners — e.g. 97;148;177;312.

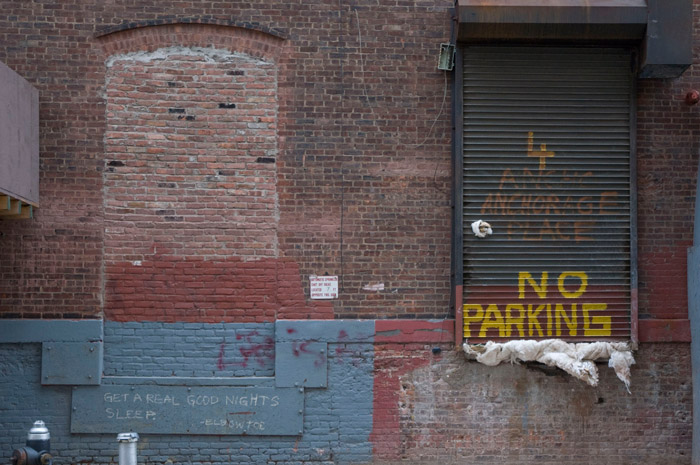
457;46;636;342
99;25;287;322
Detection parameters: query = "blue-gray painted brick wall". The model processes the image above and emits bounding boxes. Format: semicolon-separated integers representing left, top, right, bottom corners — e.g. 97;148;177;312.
276;321;375;343
1;321;374;465
103;322;275;377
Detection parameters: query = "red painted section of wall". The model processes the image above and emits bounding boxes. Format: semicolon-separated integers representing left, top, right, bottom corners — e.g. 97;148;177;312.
106;257;332;322
638;245;690;320
277;260;333;320
375;319;454;343
370;343;435;459
372;318;457;457
639;319;691;342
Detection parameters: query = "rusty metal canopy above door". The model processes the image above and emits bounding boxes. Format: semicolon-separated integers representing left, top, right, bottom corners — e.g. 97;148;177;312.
457;0;647;41
456;0;693;78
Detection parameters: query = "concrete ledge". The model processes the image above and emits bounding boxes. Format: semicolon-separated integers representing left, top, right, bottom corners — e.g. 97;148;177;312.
275;320;375;343
0;319;103;343
457;0;647;42
102;376;275;386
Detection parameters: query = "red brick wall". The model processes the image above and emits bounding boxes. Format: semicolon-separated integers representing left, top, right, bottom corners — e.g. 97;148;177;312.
0;2;106;318
0;2;454;320
0;1;696;326
636;63;699;341
275;3;453;319
0;2;696;463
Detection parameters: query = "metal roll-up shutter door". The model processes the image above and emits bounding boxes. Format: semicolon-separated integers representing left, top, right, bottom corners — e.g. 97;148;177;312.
462;47;633;342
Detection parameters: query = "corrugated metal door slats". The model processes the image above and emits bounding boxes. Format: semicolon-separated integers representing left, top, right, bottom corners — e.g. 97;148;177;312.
462;47;632;342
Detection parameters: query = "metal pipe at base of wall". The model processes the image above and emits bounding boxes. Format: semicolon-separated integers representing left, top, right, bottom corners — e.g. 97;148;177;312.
117;433;139;465
689;148;700;465
688;248;700;465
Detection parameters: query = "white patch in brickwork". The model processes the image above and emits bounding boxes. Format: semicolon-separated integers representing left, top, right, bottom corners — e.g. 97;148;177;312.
362;282;384;292
105;46;271;67
463;339;635;392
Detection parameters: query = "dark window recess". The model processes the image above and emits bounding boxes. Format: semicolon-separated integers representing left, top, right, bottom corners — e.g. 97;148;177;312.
219;103;236;109
460;46;634;342
256;157;276;164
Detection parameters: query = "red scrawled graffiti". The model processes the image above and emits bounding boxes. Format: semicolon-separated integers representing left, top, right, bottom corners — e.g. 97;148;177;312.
217;331;274;370
291;341;327;368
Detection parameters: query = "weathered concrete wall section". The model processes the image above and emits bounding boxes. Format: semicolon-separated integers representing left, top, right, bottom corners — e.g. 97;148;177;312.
370;344;691;465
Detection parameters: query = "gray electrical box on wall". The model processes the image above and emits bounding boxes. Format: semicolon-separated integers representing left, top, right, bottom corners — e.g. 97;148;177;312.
639;0;692;78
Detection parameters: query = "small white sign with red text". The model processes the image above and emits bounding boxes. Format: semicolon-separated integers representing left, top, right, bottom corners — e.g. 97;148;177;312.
310;275;338;300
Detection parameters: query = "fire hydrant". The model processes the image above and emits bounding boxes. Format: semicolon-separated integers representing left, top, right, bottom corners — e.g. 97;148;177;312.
11;421;52;465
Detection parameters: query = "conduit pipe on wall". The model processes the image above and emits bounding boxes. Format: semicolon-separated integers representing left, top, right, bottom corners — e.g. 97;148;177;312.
688;125;700;465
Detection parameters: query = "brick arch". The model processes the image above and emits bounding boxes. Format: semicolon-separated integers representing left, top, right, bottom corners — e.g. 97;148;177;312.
97;22;286;64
